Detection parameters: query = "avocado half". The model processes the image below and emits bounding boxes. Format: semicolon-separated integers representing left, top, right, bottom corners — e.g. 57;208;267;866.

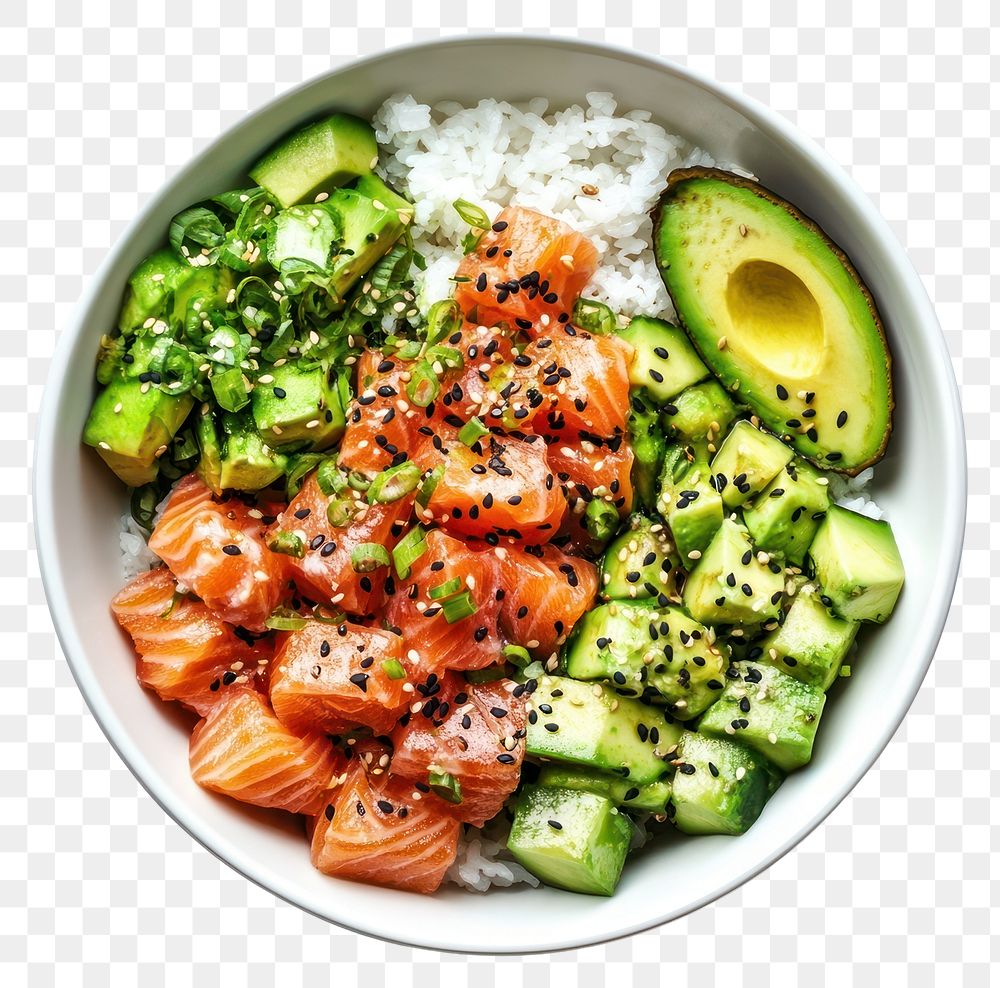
652;167;893;475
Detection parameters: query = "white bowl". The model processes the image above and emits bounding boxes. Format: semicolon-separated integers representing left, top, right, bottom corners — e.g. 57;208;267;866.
35;35;965;953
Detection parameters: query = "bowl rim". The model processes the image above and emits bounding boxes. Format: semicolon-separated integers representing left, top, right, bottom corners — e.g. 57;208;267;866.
34;32;967;954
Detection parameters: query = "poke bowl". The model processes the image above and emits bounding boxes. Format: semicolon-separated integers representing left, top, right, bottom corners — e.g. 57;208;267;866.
35;35;965;953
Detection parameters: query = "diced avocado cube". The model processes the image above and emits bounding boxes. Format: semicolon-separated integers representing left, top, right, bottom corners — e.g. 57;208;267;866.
807;505;904;623
662;380;739;452
669;732;773;836
536;764;672;813
626;390;668;511
698;661;826;771
507;785;632;896
252;361;349;450
195;408;224;494
743;458;830;565
249;113;378;208
683;518;784;626
326;188;406;301
218;410;286;491
657;445;724;560
758;586;859;691
617;316;709;404
268;201;343;283
565;600;728;720
354;172;414;223
599;514;680;602
526;677;682;784
710;419;793;509
82;336;194;487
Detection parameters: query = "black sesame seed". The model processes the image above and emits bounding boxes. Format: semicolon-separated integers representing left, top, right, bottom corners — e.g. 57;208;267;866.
837;410;848;428
222;544;241;556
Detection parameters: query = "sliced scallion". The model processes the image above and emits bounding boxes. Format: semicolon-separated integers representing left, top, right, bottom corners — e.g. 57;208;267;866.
350;542;390;573
427;576;463;601
428;770;463;805
425;298;462;345
572;298;617;335
392;526;428;579
452;199;490;230
417;463;445;507
458;416;488;447
502;644;532;668
266;608;309;631
381;658;407;681
326;497;356;528
584;498;619;542
406;359;440;408
367;461;421;504
266;530;305;559
441;590;478;624
210;366;249;412
316;458;347;497
425;344;464;371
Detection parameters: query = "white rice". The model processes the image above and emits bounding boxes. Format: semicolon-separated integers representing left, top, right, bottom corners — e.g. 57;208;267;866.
374;91;724;321
114;94;884;893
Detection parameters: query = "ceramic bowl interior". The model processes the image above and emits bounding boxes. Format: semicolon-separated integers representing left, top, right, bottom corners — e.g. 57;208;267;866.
35;36;964;953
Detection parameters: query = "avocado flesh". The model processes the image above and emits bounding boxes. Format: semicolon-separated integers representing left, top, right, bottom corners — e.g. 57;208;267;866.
759;586;859;691
663;380;739;455
536;764;672;813
698;661;826;771
195;409;223;494
218;411;286;491
617;316;708;404
599;514;681;602
326;189;406;302
710;419;793;509
653;168;892;474
507;785;632;896
249;113;378;208
565;600;728;720
626;392;667;512
670;732;773;836
526;676;682;784
82;336;194;487
743;458;829;565
807;504;904;623
354;172;415;223
251;361;348;450
682;517;784;626
657;445;723;561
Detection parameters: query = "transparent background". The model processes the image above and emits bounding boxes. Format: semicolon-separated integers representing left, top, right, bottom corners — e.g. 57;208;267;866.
3;3;996;986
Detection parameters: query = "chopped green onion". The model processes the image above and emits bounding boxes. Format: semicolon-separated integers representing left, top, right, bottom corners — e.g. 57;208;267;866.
572;298;617;335
267;531;305;559
502;644;532;668
452;199;491;230
284;453;326;500
347;470;371;493
149;341;197;394
417;463;445;508
441;590;478;624
393;340;424;361
425;299;462;345
130;484;159;532
266;608;309;631
458;416;488;447
584;498;619;542
210;366;250;413
158;590;187;620
465;665;508;684
316;458;347;497
427;576;463;601
350;542;390;573
406;359;440;407
381;658;407;681
428;769;464;804
170;428;199;464
326;497;356;528
168;205;226;259
311;605;346;625
425;344;464;371
260;319;295;363
392;526;428;579
367;461;421;504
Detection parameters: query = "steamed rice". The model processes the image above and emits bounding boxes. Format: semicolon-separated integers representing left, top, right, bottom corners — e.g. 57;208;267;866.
116;93;884;893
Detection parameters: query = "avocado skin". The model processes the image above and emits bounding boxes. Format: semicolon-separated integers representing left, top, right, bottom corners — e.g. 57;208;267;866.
651;167;893;476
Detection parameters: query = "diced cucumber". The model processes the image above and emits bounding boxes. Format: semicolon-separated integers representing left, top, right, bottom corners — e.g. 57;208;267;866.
526;677;681;784
698;661;826;771
507;785;632;896
669;732;774;836
564;601;728;720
